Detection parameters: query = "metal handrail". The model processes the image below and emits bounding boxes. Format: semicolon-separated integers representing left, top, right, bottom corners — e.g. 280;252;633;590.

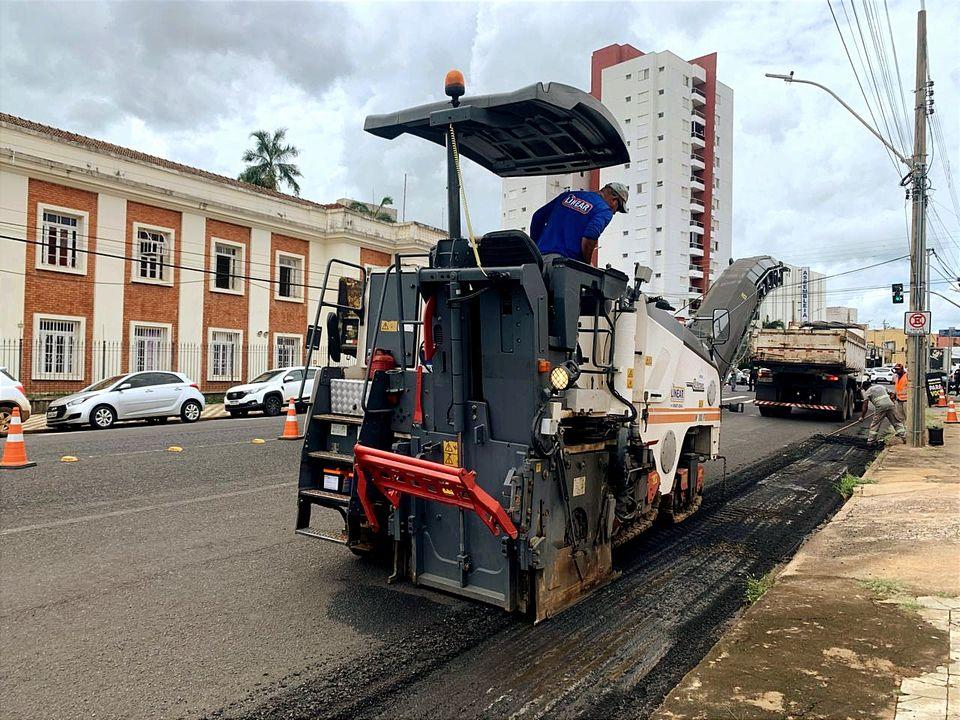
298;258;368;404
690;174;705;184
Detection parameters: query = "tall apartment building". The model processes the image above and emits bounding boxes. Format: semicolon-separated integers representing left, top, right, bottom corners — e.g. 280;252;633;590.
502;45;733;316
0;113;443;394
757;264;826;326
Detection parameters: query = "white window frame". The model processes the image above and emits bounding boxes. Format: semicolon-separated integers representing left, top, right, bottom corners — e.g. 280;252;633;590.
274;333;303;368
274;250;305;303
35;203;89;275
207;327;243;382
32;313;86;381
132;222;175;286
209;238;245;295
129;321;173;373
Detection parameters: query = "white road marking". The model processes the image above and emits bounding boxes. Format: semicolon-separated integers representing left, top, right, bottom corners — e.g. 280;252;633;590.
0;481;297;536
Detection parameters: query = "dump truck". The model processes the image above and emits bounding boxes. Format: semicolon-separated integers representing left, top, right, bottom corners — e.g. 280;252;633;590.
751;322;867;420
293;72;786;621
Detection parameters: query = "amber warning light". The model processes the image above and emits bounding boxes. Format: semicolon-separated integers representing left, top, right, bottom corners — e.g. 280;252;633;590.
445;69;465;104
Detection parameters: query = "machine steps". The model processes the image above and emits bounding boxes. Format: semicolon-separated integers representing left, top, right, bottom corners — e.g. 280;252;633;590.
312;413;363;425
298;487;350;506
306;450;354;464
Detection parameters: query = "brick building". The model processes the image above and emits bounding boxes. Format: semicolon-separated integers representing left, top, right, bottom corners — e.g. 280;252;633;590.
0;113;443;395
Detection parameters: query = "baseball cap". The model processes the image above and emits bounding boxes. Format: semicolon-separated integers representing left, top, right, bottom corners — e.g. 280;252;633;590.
604;182;629;213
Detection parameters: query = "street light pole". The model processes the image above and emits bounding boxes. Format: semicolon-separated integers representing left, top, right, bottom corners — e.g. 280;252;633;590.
906;9;929;447
764;7;930;446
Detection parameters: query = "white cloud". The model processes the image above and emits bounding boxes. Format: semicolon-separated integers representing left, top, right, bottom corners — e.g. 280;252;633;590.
1;0;957;327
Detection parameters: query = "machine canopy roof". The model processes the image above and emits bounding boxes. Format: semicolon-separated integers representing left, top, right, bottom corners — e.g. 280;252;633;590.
363;82;629;177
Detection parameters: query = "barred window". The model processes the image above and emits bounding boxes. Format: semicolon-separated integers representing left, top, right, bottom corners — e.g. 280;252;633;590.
137;228;171;282
209;330;241;381
40;211;82;270
132;325;169;372
275;335;301;368
34;317;83;379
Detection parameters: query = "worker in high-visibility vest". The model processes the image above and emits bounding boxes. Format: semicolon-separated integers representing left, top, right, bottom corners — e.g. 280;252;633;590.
893;363;909;421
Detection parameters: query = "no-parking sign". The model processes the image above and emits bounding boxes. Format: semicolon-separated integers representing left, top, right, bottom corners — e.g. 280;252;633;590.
904;310;931;336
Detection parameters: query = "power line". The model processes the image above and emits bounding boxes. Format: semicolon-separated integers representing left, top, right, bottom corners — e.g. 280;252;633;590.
0;233;366;295
827;0;902;176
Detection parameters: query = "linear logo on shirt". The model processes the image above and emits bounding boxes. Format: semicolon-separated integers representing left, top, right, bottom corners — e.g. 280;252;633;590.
561;195;594;215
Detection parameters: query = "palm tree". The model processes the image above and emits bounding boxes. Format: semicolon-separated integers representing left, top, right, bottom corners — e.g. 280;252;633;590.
238;128;302;196
347;196;396;222
374;195;394;221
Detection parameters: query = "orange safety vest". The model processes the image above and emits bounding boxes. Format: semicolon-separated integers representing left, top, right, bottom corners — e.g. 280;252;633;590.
894;372;908;401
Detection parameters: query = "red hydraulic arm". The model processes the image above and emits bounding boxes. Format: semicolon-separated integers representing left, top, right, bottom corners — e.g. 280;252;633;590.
353;444;518;539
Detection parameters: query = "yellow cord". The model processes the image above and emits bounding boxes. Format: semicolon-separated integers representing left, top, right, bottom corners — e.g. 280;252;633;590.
448;125;486;275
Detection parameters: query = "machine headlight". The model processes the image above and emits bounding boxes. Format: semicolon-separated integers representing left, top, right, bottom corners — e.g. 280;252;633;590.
67;395;92;406
549;365;570;391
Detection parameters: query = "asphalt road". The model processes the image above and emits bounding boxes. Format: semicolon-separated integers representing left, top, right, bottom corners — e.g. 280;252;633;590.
0;398;854;720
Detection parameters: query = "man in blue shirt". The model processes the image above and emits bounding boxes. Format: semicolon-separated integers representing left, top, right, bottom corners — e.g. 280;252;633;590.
529;182;628;264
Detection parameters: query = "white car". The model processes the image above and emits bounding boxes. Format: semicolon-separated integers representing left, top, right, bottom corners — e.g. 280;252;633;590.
0;367;32;436
869;367;896;384
46;371;205;430
224;366;319;417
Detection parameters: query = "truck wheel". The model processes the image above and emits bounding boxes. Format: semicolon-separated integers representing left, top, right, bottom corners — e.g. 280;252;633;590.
758;406;776;418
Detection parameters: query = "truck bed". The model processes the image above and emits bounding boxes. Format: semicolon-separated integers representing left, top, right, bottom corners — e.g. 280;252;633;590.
751;327;866;373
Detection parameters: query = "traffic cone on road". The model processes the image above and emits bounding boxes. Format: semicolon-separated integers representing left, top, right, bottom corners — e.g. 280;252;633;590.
278;398;302;440
937;393;947;407
945;400;960;424
1;407;37;470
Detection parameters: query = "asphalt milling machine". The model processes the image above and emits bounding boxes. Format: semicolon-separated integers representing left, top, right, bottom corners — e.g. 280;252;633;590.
295;72;786;621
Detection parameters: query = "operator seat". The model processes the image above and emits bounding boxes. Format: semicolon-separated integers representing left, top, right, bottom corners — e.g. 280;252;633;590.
477;229;543;271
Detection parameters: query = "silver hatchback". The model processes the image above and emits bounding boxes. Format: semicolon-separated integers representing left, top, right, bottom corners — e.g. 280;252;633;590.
46;371;205;430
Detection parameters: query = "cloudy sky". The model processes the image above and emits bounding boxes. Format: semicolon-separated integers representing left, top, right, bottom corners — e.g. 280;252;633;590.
2;0;958;328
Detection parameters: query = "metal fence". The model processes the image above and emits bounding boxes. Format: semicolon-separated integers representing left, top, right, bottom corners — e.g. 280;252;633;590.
0;338;345;399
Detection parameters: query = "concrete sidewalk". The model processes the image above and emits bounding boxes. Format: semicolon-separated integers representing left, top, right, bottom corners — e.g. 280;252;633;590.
655;411;960;720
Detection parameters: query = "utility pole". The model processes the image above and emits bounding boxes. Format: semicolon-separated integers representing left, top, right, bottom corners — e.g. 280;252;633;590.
906;8;928;447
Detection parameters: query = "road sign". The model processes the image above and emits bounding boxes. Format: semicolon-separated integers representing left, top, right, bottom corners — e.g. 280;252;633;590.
904;310;931;336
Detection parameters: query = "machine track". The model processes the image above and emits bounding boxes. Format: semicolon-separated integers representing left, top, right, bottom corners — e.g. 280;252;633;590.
215;435;878;720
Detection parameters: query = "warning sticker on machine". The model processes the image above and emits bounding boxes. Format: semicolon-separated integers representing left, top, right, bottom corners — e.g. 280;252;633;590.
329;423;348;437
323;474;340;491
572;476;586;496
379;320;399;332
626;368;634;388
442;440;459;467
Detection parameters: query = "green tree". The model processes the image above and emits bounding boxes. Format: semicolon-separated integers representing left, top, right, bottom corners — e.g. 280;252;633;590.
347;196;396;222
238;128;302;196
762;320;785;329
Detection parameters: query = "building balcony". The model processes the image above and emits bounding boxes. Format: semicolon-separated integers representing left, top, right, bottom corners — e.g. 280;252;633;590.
690;153;706;171
689;264;703;279
690;220;705;235
691;86;707;105
691;108;707;122
690;175;706;192
690;199;705;214
690;129;706;149
689;238;704;254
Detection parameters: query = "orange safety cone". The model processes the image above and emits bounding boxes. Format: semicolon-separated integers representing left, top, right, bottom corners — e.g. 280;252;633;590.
278;398;303;440
937;393;948;407
945;400;960;424
1;407;37;470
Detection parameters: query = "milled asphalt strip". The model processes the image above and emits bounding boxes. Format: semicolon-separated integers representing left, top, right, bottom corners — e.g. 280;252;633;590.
0;481;296;536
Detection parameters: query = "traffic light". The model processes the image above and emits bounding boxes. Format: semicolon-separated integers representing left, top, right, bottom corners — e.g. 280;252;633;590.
892;283;904;304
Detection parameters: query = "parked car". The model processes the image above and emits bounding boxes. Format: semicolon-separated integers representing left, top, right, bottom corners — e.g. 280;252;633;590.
224;366;319;417
46;371;204;430
868;366;896;384
0;367;32;436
